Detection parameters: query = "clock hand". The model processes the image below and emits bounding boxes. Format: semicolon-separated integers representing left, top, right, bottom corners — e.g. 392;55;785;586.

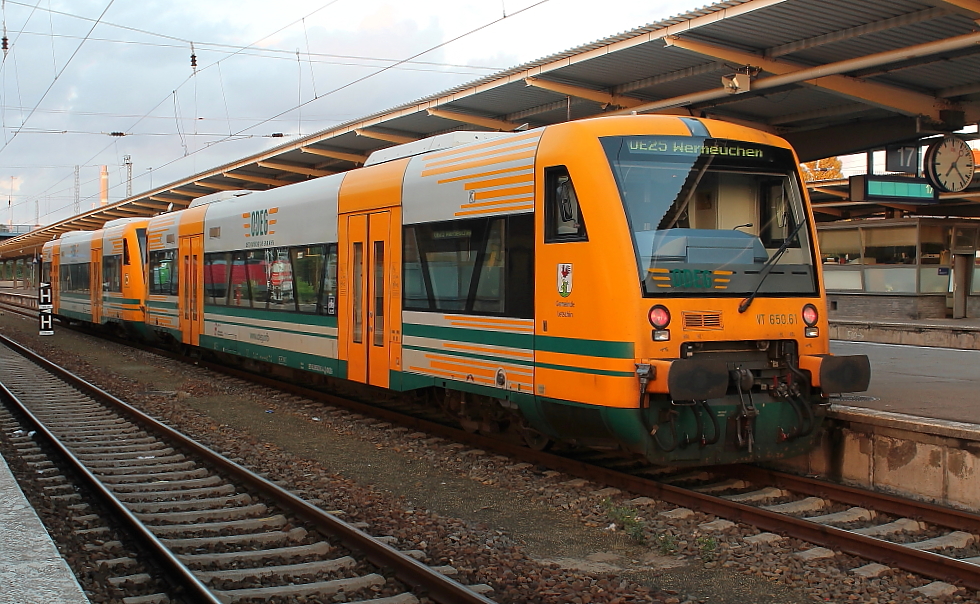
946;160;958;177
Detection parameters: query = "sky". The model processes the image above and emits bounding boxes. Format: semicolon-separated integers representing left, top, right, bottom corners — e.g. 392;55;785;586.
0;0;711;227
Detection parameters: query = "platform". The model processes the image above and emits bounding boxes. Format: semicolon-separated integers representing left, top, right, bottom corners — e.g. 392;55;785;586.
830;317;980;351
0;451;89;603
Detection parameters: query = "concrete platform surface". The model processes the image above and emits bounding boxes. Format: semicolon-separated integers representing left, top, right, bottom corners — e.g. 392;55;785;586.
830;340;980;424
830;317;980;350
0;452;88;603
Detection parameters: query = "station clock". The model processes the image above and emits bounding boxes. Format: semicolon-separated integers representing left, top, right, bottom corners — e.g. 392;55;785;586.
924;135;975;193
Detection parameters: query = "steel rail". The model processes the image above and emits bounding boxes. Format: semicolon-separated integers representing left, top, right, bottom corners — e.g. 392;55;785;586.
172;357;980;588
0;344;221;603
0;333;495;604
5;293;980;590
730;464;980;534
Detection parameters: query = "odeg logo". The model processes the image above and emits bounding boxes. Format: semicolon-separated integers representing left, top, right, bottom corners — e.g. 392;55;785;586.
250;210;269;237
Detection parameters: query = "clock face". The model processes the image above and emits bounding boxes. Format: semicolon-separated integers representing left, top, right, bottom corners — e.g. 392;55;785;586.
925;136;975;193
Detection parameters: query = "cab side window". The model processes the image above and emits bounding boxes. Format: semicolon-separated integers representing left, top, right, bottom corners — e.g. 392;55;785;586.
545;166;587;242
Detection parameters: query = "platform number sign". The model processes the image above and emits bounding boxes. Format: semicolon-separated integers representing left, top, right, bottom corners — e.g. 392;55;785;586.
886;145;920;174
38;282;53;336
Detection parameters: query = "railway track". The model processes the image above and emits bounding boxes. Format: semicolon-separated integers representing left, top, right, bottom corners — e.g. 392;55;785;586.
0;332;496;604
4;292;980;594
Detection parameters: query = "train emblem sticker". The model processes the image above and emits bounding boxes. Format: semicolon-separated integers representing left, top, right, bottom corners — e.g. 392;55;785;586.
558;263;573;297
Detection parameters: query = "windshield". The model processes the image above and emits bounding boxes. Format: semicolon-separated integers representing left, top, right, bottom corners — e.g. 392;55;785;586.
602;136;816;297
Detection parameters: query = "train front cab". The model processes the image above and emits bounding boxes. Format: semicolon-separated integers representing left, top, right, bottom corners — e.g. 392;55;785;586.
99;217;150;331
52;230;97;323
525;116;870;465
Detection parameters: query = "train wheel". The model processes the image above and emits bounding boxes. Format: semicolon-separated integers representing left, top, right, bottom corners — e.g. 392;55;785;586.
522;425;552;451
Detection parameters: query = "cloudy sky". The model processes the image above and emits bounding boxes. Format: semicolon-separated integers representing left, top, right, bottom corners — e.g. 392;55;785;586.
0;0;709;227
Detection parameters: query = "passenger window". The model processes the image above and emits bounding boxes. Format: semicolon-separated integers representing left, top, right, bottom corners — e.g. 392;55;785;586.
291;245;324;314
103;255;122;292
149;250;178;296
265;248;295;312
403;214;534;318
319;244;338;316
545;166;587;242
204;252;231;305
229;252;250;307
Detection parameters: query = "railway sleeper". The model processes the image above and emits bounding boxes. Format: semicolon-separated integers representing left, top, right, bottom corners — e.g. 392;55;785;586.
83;454;188;468
194;556;356;582
177;541;332;567
108;475;224;492
213;573;386;604
136;502;268;524
149;514;288;536
161;527;308;551
113;483;236;501
97;467;210;484
126;493;252;513
95;460;197;475
75;447;177;461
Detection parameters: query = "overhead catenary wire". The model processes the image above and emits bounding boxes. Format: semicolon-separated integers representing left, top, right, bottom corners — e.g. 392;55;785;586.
10;0;352;218
13;0;553;223
0;0;116;158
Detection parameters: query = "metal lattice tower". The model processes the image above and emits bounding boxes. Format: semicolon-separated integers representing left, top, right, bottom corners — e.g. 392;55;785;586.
124;155;132;198
73;165;80;215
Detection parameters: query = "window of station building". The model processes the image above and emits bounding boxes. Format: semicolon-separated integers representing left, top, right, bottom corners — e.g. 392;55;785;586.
862;227;916;265
862;227;917;294
403;214;533;318
819;229;862;265
204;252;233;306
544;166;588;242
919;225;951;293
103;254;123;293
149;250;178;296
818;229;863;291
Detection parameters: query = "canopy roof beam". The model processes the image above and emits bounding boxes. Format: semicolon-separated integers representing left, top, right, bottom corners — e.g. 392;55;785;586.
765;7;951;58
622;32;980;123
256;160;333;177
300;147;367;164
354;128;418;144
221;172;291;187
194;180;249;191
524;77;642;108
426;108;520;131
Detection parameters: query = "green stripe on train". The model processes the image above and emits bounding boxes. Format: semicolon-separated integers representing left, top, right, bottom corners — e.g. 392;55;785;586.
148;300;178;309
205;304;338;327
403;343;533;366
102;296;141;305
402;323;633;359
199;334;346;378
205;316;337;339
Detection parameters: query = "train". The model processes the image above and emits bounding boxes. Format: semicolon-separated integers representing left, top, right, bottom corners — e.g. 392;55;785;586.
41;115;871;466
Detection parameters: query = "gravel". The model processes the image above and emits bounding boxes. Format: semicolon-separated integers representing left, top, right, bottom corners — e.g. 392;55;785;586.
2;309;979;604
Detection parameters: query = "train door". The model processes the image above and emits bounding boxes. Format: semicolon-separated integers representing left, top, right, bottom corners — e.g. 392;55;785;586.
344;210;392;388
51;248;60;315
179;234;203;345
90;245;102;323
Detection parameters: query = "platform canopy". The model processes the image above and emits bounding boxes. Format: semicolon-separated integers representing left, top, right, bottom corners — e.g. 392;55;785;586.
3;0;980;257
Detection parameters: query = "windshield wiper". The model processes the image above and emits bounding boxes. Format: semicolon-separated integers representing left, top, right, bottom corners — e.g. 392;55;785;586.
737;217;808;314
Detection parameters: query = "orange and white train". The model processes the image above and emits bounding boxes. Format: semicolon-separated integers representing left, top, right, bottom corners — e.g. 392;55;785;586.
44;115;870;465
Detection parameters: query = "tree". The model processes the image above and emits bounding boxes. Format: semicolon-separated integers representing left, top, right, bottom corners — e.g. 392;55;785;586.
800;157;843;182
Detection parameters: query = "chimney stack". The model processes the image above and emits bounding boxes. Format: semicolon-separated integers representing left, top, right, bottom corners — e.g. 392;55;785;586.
100;166;108;206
